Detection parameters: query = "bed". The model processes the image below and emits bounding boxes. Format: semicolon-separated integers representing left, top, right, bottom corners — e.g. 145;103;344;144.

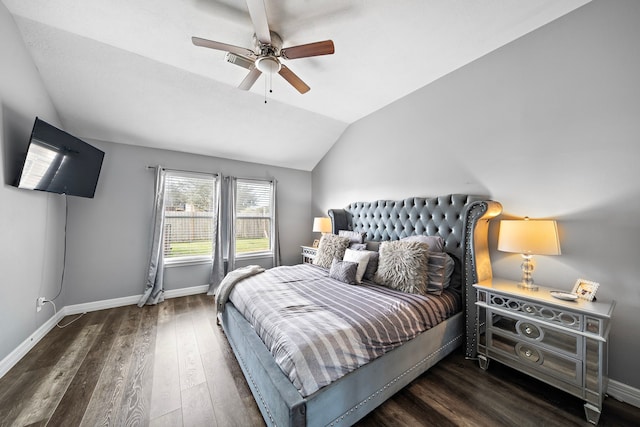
219;194;502;426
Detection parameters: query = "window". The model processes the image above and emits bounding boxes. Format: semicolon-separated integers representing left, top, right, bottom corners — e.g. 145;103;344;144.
235;179;273;256
163;171;217;262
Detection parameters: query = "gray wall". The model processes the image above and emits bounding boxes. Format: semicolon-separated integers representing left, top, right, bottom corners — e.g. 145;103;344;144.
312;0;640;389
62;139;311;305
0;3;66;363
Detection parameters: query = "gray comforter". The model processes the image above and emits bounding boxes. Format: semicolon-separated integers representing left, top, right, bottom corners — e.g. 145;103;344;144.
214;264;265;313
228;263;460;396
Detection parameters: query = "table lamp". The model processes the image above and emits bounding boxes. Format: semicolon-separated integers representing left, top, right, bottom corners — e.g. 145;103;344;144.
497;218;561;290
312;217;332;246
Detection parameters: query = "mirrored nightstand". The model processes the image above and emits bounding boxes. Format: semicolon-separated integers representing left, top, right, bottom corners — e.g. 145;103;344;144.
474;278;615;425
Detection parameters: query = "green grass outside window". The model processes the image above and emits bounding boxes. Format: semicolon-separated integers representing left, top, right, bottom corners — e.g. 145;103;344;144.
166;238;269;257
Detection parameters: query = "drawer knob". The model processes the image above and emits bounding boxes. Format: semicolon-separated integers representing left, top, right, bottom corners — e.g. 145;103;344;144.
517;345;541;363
518;322;541;339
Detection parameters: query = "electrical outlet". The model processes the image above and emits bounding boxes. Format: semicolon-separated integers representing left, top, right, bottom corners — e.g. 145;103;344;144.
36;297;46;312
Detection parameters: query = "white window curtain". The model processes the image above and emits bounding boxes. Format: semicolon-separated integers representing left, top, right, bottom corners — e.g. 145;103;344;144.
271;179;281;267
138;166;167;306
225;176;238;272
208;174;225;294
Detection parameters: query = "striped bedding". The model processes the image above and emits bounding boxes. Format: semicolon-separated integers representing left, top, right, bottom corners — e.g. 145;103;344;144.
228;263;461;397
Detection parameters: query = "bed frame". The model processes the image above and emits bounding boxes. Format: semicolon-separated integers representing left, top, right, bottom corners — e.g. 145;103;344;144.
221;194;502;426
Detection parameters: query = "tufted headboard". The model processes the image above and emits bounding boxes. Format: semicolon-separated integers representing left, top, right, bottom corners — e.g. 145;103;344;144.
327;194;502;358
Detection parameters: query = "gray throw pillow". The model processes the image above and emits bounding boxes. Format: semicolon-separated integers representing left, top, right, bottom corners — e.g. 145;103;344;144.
338;230;366;244
426;252;449;295
374;240;430;295
401;235;445;252
443;252;455;288
313;234;350;269
363;250;379;281
329;258;358;285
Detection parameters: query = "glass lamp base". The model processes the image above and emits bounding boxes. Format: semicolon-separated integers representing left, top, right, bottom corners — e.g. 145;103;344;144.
519;254;538;291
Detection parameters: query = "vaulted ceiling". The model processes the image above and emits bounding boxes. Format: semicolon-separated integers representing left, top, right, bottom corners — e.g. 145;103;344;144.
3;0;591;170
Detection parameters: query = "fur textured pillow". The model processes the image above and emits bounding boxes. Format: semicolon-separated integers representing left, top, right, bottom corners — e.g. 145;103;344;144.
313;234;350;268
374;240;430;295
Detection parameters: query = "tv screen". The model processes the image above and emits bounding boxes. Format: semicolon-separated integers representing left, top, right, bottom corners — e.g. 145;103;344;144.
15;118;104;198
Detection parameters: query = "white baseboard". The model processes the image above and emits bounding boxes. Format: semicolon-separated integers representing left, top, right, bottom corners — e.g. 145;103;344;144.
165;284;209;299
0;285;209;379
0;309;66;378
64;294;141;315
608;379;640;408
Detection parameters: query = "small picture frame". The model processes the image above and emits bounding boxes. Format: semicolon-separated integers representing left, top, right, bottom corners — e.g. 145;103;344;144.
312;239;320;248
572;278;599;301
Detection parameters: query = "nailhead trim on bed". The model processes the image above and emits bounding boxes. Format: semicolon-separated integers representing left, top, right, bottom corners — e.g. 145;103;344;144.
233;347;278;426
328;334;463;426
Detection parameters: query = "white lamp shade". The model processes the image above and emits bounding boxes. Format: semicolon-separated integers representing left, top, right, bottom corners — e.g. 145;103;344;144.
498;219;561;255
312;217;332;233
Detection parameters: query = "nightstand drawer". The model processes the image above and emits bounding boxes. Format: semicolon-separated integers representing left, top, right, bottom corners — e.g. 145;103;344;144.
488;330;583;387
484;292;583;332
490;313;579;357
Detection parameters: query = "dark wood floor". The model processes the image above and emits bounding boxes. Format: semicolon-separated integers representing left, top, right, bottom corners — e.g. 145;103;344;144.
0;294;638;426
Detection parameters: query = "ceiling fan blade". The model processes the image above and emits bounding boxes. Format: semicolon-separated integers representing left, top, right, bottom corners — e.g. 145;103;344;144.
246;0;271;44
192;36;255;57
225;52;255;70
278;65;310;94
239;68;262;91
281;40;334;60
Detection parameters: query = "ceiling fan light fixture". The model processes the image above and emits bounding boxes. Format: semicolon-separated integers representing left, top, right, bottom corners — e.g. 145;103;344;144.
255;56;281;74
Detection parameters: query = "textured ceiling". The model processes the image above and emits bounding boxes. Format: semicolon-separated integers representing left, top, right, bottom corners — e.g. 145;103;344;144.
3;0;591;171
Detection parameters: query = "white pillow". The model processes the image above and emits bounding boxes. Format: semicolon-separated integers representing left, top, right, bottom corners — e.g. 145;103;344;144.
342;248;371;284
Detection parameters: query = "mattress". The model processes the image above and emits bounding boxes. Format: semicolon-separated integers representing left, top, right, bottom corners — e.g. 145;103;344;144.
228;263;461;397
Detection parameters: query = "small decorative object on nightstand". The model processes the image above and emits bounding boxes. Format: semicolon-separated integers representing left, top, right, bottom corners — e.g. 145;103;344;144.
474;278;615;425
301;245;318;264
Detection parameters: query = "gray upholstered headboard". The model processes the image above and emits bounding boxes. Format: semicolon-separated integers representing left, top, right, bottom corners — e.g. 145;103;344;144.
327;194;502;358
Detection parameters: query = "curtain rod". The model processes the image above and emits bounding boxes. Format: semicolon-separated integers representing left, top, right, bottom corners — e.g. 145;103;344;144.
225;175;276;184
146;166;274;183
146;165;218;177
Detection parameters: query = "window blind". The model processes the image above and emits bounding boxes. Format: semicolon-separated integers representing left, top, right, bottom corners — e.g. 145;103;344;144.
235;179;273;255
163;172;216;259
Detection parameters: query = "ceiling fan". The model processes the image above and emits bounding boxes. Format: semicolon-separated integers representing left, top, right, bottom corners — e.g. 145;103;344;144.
192;0;334;94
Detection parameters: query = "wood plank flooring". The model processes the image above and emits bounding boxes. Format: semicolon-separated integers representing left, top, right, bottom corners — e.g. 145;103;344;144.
0;294;638;426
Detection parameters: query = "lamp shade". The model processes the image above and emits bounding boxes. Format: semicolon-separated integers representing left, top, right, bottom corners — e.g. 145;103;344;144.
498;219;561;255
312;217;332;233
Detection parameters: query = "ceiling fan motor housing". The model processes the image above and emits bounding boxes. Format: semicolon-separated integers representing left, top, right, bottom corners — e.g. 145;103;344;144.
254;31;283;54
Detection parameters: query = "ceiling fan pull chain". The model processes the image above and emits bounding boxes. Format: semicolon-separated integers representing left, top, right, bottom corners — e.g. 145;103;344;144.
264;77;267;104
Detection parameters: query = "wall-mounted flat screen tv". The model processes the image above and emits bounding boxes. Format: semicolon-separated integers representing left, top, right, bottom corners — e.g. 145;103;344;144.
15;117;104;198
